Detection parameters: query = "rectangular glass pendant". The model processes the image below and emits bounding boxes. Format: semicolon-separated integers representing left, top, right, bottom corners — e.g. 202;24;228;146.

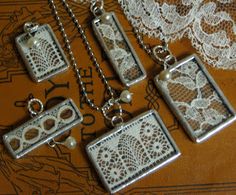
86;110;180;193
3;99;83;159
155;54;236;143
15;24;69;82
92;12;146;87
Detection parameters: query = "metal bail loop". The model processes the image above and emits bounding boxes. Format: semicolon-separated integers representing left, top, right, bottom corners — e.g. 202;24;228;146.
27;98;44;117
111;115;124;127
24;22;41;48
23;22;39;35
152;41;177;69
164;54;177;69
152;45;169;63
101;98;123;126
90;0;105;17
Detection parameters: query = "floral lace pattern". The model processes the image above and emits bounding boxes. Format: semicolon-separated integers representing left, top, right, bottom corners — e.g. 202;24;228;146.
87;110;179;193
140;121;173;159
156;56;233;139
118;0;236;70
93;13;145;85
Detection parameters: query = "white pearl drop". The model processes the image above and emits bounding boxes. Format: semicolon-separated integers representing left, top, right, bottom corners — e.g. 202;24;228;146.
105;14;111;20
159;70;172;81
101;13;111;23
27;37;40;48
64;136;77;149
102;13;111;21
120;90;133;103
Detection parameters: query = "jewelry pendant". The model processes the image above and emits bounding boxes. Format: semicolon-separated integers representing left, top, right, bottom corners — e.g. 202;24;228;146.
3;98;83;159
155;54;236;143
91;2;146;87
15;22;69;82
86;110;180;193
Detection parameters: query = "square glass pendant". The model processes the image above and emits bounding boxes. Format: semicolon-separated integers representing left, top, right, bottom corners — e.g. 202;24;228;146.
155;54;236;143
86;110;180;193
15;24;69;82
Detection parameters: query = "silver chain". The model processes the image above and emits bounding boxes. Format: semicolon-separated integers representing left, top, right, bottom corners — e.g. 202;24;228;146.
48;0;115;112
133;28;152;55
133;27;176;69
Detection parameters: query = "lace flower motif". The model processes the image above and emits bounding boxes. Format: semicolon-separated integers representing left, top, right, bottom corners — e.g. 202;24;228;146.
105;163;127;184
140;121;173;159
97;146;119;168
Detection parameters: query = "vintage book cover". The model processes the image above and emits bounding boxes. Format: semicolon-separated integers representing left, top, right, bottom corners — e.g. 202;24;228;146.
0;0;236;194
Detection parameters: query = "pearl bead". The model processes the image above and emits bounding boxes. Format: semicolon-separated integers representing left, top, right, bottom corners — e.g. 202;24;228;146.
120;90;133;103
159;70;172;81
27;37;40;48
63;136;77;149
101;13;111;22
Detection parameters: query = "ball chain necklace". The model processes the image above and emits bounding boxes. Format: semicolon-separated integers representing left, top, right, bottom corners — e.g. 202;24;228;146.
49;0;134;126
3;0;235;192
49;0;181;193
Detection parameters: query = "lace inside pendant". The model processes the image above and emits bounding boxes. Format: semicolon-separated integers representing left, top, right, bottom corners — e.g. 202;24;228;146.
92;12;146;86
86;110;180;193
15;24;69;82
155;54;236;142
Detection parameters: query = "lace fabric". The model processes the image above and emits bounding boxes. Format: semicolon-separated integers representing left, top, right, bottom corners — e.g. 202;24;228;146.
155;55;234;141
16;25;69;82
3;99;81;158
87;110;180;193
118;0;236;70
93;13;145;85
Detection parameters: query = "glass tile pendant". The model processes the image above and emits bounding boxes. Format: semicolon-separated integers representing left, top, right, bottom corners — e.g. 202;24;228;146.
86;109;180;193
92;12;146;86
155;54;236;143
15;23;69;82
3;99;83;159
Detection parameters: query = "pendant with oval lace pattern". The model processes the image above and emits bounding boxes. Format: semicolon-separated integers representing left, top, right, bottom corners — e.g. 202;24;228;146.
155;54;236;143
3;99;83;159
15;24;69;82
92;12;146;86
86;110;180;193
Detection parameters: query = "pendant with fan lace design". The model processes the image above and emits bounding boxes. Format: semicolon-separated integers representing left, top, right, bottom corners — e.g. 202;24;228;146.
86;110;180;193
16;24;69;82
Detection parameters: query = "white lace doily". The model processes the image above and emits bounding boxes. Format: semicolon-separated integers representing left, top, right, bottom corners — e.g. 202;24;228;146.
79;0;236;70
118;0;236;70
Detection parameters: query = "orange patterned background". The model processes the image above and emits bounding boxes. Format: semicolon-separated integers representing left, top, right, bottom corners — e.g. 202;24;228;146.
0;0;236;194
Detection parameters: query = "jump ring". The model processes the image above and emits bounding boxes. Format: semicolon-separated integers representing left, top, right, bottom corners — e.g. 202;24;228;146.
102;99;122;121
27;98;44;117
164;54;177;68
111;115;123;127
90;0;104;17
152;45;170;63
24;22;39;34
48;139;56;148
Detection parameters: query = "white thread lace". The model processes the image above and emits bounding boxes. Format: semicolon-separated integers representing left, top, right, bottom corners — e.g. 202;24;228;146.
87;111;177;190
17;25;68;80
160;59;231;137
95;17;143;82
6;103;77;153
117;0;236;70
